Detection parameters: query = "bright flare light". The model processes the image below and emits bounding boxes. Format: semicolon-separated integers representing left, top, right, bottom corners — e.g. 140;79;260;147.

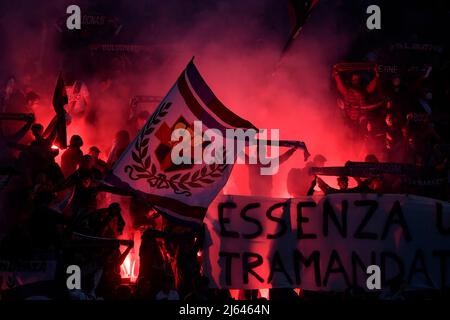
120;252;138;283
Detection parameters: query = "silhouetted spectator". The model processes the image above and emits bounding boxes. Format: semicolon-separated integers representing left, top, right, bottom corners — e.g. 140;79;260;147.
61;135;84;178
88;146;109;177
107;130;130;167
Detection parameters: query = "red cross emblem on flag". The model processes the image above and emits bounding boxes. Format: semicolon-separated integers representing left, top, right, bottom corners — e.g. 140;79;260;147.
154;116;209;172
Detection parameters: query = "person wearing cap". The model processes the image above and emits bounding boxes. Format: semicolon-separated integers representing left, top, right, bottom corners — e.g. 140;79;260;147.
89;146;109;177
61;135;84;178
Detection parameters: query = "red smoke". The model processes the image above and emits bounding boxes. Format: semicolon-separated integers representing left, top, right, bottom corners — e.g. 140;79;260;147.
2;1;363;277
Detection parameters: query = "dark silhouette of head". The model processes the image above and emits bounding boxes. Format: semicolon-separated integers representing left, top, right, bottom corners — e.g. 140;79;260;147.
31;123;44;139
337;176;349;190
70;135;83;148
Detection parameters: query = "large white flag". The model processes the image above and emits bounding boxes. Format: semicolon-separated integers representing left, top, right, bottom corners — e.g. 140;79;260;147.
107;60;255;226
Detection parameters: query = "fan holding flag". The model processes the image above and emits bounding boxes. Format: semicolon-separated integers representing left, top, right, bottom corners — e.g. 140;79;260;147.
107;59;309;227
43;73;69;149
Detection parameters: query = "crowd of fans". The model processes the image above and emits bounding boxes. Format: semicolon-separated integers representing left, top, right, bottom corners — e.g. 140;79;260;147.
0;72;206;300
333;63;444;166
331;62;448;200
0;50;449;301
288;62;449;201
0;63;448;301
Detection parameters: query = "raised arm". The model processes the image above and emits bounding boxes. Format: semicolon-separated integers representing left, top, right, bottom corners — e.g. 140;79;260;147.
278;146;298;165
333;69;348;97
366;66;379;94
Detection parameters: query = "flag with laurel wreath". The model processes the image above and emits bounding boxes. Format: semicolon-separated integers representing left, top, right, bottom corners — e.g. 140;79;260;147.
107;60;256;226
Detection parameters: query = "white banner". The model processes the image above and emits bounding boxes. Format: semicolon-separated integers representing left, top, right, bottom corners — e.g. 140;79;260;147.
203;194;450;291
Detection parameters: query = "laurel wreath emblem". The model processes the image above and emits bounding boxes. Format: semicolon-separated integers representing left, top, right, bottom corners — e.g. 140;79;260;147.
124;101;228;196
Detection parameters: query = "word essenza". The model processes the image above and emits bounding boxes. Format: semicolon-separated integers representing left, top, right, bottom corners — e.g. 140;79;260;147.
218;198;425;240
